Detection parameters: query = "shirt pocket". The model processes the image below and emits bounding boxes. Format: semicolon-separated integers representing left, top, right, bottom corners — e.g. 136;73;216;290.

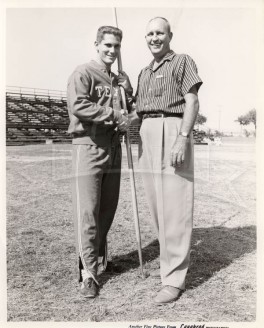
153;75;168;97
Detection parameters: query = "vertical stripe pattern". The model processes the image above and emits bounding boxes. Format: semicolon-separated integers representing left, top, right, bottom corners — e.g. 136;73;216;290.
136;51;203;114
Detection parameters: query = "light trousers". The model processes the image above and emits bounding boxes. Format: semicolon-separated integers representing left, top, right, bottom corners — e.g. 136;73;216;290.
139;117;194;290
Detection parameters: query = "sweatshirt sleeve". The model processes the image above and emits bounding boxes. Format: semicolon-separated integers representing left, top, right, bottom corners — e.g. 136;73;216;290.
67;70;123;124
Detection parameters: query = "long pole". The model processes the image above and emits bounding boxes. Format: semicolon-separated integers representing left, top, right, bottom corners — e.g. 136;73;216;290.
112;8;144;278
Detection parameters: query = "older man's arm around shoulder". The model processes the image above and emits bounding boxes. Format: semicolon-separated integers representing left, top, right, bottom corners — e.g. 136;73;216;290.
170;85;199;168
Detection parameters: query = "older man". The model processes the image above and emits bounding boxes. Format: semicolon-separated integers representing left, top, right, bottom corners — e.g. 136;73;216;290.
135;17;203;304
67;26;132;298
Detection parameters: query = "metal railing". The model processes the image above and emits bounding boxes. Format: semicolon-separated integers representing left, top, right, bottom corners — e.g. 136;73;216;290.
6;86;66;99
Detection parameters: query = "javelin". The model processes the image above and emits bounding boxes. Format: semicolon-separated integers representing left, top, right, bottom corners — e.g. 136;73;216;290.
112;8;144;278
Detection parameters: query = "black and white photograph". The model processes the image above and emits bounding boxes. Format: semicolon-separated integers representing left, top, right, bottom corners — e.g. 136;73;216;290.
1;0;263;327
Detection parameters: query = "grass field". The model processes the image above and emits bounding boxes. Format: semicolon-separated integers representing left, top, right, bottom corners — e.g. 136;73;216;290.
6;136;256;322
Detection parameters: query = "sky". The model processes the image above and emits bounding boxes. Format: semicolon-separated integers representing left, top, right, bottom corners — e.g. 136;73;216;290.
4;1;263;132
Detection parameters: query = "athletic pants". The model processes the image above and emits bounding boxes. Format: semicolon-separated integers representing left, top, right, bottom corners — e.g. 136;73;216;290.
139;117;194;290
71;140;121;284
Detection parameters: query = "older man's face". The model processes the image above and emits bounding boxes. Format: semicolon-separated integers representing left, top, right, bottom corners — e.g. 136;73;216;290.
145;19;172;60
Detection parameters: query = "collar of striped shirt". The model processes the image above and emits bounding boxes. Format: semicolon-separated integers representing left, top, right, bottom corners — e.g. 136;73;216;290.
147;50;175;70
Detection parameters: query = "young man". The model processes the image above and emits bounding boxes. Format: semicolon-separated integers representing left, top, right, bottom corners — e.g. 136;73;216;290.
67;26;132;298
134;17;203;304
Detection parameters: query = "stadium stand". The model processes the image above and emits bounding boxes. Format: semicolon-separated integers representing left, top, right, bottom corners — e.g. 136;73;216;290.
5;86;143;145
6;86;206;145
6;86;71;145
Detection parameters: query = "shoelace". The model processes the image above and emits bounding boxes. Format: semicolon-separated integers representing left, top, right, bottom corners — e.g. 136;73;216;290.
85;279;93;287
81;269;92;281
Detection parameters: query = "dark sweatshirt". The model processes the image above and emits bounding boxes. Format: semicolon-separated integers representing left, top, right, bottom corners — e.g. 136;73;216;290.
67;60;127;146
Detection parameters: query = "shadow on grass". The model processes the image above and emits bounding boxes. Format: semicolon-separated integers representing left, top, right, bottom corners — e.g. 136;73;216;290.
99;225;256;290
186;225;256;289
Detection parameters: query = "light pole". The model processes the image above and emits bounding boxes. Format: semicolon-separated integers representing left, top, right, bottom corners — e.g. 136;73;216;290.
218;107;222;132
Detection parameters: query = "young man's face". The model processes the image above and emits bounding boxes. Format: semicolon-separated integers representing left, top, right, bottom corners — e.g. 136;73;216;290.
95;33;121;68
145;18;172;60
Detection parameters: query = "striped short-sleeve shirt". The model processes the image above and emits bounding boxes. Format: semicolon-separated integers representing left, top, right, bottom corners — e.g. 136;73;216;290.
136;50;203;114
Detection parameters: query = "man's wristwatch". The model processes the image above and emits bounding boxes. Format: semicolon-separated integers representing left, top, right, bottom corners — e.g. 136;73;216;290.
179;131;189;138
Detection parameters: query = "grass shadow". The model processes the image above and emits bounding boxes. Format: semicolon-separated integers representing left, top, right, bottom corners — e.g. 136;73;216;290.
186;225;256;289
98;239;159;285
99;225;256;289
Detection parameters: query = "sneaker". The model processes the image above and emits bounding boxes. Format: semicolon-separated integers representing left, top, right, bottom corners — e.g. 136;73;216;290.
98;261;106;275
80;278;98;298
97;242;108;274
97;255;107;275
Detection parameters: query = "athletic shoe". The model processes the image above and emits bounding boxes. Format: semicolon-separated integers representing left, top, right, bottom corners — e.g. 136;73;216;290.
80;277;98;298
97;256;107;275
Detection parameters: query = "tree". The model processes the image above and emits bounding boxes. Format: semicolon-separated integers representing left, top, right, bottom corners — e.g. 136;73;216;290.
235;109;256;135
214;130;224;137
235;114;250;127
247;109;256;129
195;113;207;130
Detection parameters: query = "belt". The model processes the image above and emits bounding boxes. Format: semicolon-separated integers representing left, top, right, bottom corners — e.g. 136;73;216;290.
142;112;183;120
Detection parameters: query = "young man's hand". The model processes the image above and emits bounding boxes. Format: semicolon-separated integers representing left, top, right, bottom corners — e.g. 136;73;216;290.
117;115;131;132
117;71;133;95
128;109;142;125
112;108;130;132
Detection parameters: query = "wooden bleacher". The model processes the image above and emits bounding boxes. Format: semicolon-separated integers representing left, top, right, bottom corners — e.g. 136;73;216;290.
6;86;71;145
